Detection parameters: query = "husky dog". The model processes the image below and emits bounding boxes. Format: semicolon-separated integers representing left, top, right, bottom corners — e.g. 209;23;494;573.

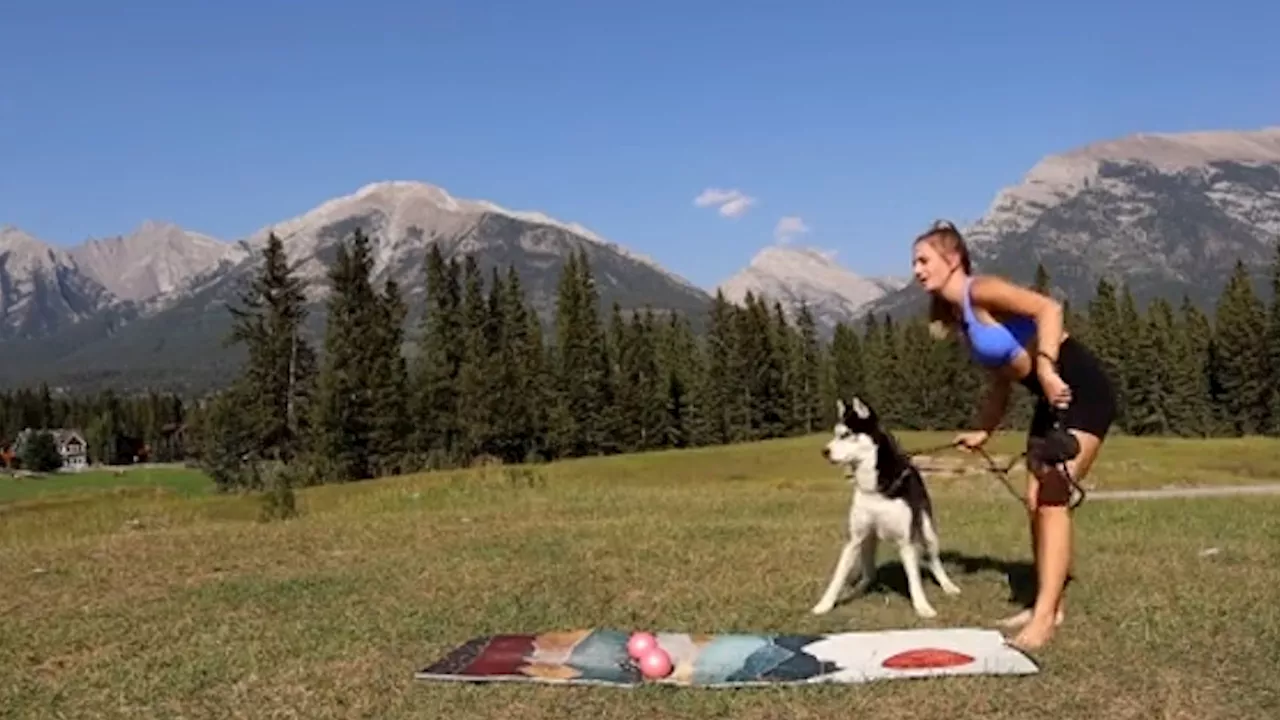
811;396;961;619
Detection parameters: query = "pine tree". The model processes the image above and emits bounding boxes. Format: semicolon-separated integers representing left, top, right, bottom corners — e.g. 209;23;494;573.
548;250;610;457
1116;285;1144;433
1086;278;1123;425
896;317;936;429
767;300;796;436
605;302;635;451
1213;260;1268;435
792;301;823;434
366;278;411;476
224;232;316;464
455;256;494;458
1265;238;1280;434
308;229;381;481
493;265;546;462
411;245;464;462
1127;298;1174;435
828;322;865;405
859;313;885;410
657;312;703;448
1170;296;1215;436
700;290;741;444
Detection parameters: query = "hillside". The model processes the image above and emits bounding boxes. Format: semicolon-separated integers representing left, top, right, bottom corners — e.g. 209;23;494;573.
0;182;714;393
0;226;122;341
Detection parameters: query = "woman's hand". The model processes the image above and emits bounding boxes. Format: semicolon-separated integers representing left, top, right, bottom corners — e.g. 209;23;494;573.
953;430;991;451
1038;367;1072;408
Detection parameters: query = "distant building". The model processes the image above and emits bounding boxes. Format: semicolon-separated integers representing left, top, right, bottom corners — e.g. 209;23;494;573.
13;428;90;472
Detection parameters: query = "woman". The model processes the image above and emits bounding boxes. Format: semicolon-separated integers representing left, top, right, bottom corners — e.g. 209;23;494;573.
911;219;1116;651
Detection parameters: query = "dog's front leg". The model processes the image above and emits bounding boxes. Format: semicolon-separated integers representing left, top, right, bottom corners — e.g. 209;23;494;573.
811;536;863;615
897;542;937;618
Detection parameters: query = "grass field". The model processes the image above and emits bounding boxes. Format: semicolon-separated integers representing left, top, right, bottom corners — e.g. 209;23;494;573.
4;432;1280;719
0;465;211;504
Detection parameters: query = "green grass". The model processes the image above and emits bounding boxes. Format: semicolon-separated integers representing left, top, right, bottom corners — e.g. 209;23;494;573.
3;433;1280;719
0;465;211;504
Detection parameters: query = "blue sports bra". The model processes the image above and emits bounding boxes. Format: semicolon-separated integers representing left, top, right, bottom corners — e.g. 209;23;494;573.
961;277;1037;368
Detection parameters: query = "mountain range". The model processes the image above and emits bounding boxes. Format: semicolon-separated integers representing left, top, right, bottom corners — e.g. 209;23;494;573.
3;125;1279;394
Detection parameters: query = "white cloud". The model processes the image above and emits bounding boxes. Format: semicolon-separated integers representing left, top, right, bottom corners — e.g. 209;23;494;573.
694;187;756;218
774;215;811;243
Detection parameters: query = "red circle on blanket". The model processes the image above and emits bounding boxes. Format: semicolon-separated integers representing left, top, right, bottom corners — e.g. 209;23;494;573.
881;648;975;669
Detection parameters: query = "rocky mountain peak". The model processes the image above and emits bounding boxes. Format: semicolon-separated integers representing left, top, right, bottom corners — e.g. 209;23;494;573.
717;243;906;333
242;180;699;296
865;125;1280;321
69;220;244;303
967;126;1280;247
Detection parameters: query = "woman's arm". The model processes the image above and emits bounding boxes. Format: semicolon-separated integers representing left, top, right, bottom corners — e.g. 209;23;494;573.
969;275;1065;378
976;372;1013;435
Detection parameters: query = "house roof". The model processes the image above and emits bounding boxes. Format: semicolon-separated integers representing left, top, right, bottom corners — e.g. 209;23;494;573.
15;427;86;448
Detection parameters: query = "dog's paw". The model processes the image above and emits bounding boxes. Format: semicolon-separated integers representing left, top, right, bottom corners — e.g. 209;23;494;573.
913;604;938;619
941;581;962;596
810;601;834;615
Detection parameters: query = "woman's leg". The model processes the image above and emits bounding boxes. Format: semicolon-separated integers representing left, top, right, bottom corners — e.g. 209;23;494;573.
996;471;1067;628
1010;428;1103;650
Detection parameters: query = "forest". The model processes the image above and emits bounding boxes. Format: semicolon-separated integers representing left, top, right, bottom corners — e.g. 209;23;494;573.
5;228;1278;490
187;229;1280;492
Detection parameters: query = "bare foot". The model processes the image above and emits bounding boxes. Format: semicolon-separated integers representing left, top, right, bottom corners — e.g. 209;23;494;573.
1009;616;1057;651
996;607;1064;628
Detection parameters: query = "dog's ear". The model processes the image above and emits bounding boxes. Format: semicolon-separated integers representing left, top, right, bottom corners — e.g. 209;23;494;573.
836;398;846;419
850;396;871;420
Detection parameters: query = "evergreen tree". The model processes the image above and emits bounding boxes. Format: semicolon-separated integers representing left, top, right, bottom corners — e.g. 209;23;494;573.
826;322;860;405
1266;239;1280;434
455;256;494;458
410;245;464;462
308;229;381;481
224;232;316;464
858;313;885;409
1212;260;1268;435
1126;298;1174;435
21;430;62;472
1170;295;1215;436
792;301;824;434
657;312;703;448
366;278;411;476
548;250;610;457
193;387;257;491
490;265;544;462
1085;278;1123;422
1116;285;1143;432
699;290;741;444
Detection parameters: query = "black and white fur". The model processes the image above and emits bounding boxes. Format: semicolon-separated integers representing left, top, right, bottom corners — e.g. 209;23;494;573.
811;396;960;619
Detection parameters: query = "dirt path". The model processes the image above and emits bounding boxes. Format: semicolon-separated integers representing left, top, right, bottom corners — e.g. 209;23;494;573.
1086;483;1280;500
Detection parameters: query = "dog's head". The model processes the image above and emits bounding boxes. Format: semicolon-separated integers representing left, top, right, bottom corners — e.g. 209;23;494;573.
822;396;881;478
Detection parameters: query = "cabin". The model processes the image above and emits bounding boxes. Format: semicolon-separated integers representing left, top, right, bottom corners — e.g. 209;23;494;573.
12;428;90;472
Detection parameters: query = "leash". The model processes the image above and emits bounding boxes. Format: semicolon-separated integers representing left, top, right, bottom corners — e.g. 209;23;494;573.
902;417;1087;511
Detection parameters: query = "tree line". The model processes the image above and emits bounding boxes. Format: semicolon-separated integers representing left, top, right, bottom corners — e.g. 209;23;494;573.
0;385;187;469
184;228;1280;493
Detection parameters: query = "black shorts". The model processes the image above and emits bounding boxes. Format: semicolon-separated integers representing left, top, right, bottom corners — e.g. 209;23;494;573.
1020;336;1116;440
1019;337;1115;506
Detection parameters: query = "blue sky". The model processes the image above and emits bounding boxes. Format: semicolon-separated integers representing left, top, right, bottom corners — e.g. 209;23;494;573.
3;1;1278;288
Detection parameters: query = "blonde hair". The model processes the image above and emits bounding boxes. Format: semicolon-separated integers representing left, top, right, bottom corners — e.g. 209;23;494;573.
914;220;972;340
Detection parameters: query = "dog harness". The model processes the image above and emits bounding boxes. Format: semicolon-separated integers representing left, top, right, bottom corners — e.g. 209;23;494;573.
962;276;1037;368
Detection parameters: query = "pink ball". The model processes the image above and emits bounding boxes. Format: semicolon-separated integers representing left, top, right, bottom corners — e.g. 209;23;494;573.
626;631;657;659
638;648;672;679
